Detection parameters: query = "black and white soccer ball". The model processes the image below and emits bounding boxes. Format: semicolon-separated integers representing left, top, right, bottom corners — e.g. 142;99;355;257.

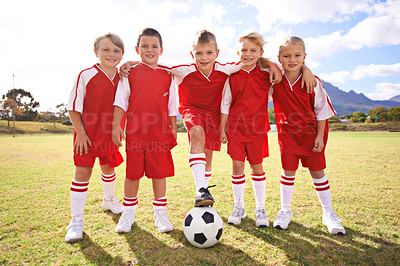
183;207;223;248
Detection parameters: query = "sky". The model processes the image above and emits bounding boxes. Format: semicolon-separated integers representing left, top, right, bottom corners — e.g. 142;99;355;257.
0;0;399;112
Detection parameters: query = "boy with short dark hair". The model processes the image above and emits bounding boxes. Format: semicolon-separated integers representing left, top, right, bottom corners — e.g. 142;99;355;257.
112;28;178;234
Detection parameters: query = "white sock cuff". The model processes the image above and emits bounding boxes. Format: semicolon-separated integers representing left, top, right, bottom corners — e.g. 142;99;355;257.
251;173;266;182
189;153;206;167
280;172;295;186
312;175;330;191
205;170;212;177
312;175;328;184
123;196;138;207
231;174;246;184
70;179;89;193
101;171;116;177
152;197;167;206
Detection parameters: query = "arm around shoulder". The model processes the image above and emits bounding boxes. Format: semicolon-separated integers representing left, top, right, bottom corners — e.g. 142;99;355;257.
301;64;317;93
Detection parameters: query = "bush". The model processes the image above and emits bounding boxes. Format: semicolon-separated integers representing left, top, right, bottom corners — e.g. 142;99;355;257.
330;124;348;131
328;116;340;123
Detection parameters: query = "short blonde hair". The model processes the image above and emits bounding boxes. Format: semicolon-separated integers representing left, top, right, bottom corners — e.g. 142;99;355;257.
192;30;218;50
94;33;125;54
279;36;305;54
238;31;266;50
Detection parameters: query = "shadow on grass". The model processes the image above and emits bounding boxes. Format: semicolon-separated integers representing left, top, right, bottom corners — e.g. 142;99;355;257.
226;216;400;265
73;212;262;265
120;223;263;265
77;233;126;265
73;209;399;264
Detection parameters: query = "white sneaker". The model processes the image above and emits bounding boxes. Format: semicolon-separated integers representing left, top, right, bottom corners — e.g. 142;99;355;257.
273;209;293;230
115;209;136;233
322;211;346;235
227;205;246;225
154;209;173;233
102;196;123;214
65;217;84;243
255;208;269;227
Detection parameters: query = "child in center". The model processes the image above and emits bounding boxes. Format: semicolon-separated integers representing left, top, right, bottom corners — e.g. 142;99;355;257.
220;32;272;227
65;33;125;243
119;30;315;208
270;36;346;235
112;28;178;233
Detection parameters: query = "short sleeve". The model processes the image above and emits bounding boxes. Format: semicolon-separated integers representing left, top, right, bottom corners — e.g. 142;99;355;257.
314;78;336;120
221;78;232;114
67;75;86;113
168;78;179;116
113;78;131;112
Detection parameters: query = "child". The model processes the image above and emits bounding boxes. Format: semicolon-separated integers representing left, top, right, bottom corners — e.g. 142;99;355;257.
119;30;313;207
112;28;178;234
220;32;272;227
270;36;346;235
65;33;125;243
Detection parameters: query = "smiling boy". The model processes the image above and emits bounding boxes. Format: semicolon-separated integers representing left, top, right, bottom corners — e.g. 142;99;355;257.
65;33;125;243
112;28;178;234
220;32;272;227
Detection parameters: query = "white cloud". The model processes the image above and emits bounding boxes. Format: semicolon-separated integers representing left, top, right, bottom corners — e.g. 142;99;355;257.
241;0;371;32
319;71;352;84
352;63;400;80
319;63;400;83
245;0;400;61
366;82;400;100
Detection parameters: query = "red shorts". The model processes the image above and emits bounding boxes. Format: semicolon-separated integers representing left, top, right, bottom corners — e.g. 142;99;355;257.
126;148;174;180
281;152;326;171
183;111;221;151
74;150;124;168
227;137;268;165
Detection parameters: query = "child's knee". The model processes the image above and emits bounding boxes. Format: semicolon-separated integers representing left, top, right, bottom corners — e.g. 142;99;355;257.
189;125;205;141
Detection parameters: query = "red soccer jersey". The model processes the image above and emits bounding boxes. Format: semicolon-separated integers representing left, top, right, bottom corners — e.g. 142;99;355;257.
115;63;177;151
271;75;336;156
223;65;272;142
168;62;241;120
67;64;121;156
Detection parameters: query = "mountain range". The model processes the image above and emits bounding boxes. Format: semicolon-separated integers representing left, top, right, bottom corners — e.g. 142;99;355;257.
321;81;400;116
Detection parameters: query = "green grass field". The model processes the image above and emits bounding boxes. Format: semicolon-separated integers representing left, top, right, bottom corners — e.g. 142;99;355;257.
1;132;399;265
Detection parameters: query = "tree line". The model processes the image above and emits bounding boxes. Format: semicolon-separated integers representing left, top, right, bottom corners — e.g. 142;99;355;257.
1;88;399;126
0;89;69;127
341;106;400;123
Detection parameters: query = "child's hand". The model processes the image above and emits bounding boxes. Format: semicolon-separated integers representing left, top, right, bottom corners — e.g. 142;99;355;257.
312;136;324;153
220;131;228;144
112;126;125;147
301;68;317;93
119;61;138;78
269;63;282;84
74;133;92;155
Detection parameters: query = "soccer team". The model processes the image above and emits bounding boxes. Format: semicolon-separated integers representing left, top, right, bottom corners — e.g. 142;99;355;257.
65;28;346;243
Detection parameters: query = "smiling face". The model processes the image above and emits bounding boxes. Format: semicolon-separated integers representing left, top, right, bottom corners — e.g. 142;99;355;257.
135;35;163;68
190;42;219;76
278;42;306;76
94;37;123;70
237;38;264;71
